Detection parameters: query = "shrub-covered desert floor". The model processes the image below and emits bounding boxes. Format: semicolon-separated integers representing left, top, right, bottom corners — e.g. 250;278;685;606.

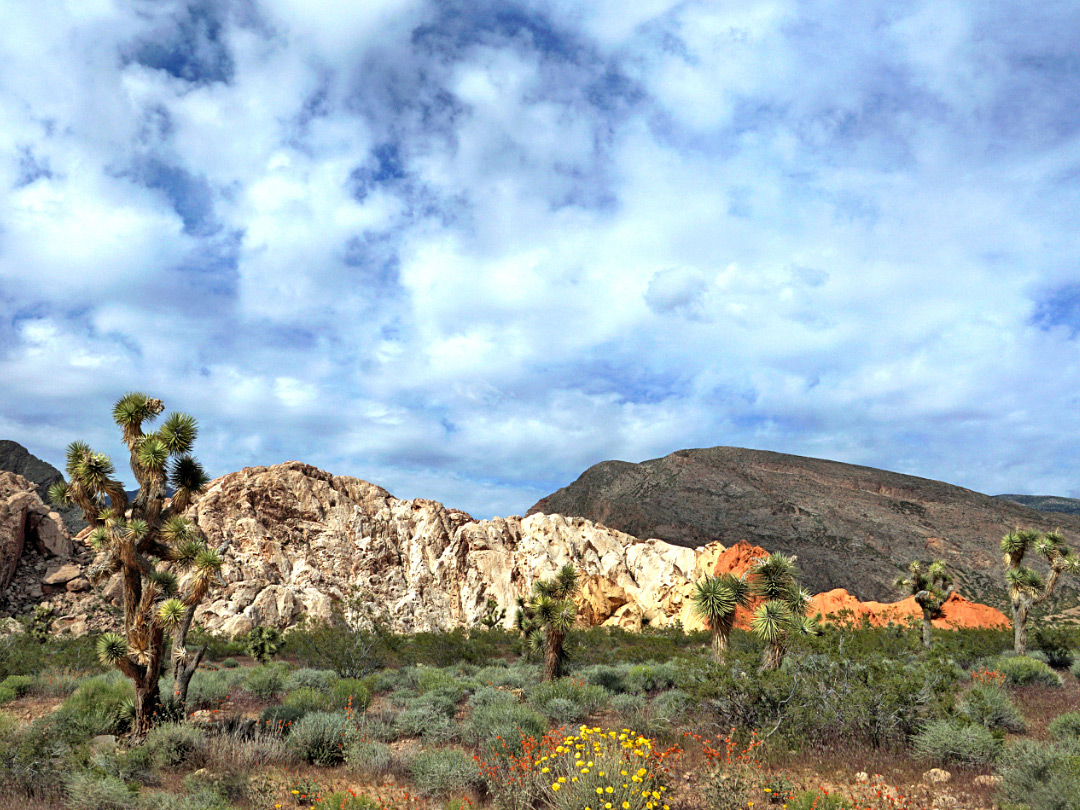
1;623;1077;810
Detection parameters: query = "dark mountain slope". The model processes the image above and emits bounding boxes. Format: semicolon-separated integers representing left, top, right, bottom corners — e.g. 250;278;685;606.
528;447;1080;610
995;494;1080;516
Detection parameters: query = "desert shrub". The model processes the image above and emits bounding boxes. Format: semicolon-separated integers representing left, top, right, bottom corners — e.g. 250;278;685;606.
63;772;138;810
408;748;479;797
392;700;456;743
354;710;397;743
259;704;306;735
143;723;207;768
0;675;33;700
53;673;134;738
31;669;82;697
285;622;385;679
185;668;241;710
245;626;284;664
0;686;16;705
286;668;338;692
466;685;517;710
284;687;334;714
958;682;1026;732
243;663;289;700
203;726;294;772
0;632;100;680
185;627;246;662
1033;628;1077;669
313;791;379;810
912;719;1001;767
787;789;850;810
90;743;156;784
609;693;647;725
652;688;692;720
345;739;393;777
287;711;349;765
692;651;957;750
463;701;547;752
473;662;537;690
578;664;627;693
1048;711;1080;741
219;658;238;669
416;668;473;701
330;678;372;711
623;662;681;694
528;678;609;721
1070;657;1080;680
994;655;1063;687
998;738;1080;810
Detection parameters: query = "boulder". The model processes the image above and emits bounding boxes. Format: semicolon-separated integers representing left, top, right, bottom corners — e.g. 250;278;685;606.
0;471;75;592
42;563;81;587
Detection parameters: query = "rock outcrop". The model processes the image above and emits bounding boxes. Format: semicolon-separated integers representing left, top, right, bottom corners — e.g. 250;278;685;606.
0;441;85;533
527;446;1080;610
0;471;72;591
189;462;729;636
808;589;1009;629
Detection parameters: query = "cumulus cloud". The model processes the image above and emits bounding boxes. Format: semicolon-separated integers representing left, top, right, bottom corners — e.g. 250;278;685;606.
2;0;1079;516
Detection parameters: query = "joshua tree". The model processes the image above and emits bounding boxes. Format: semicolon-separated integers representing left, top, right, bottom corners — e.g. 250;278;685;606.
691;573;751;662
1001;528;1078;656
515;564;579;681
49;392;223;736
747;553;817;671
896;560;954;649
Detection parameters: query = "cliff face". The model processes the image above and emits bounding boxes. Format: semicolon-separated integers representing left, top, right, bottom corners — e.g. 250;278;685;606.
528;446;1080;609
188;462;727;636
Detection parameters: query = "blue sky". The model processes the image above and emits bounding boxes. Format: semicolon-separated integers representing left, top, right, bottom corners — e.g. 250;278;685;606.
2;0;1080;517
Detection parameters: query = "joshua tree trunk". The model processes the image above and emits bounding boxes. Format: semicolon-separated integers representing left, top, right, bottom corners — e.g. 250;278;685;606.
760;638;785;672
134;677;161;738
544;629;565;681
1013;602;1030;656
921;609;933;649
711;627;727;662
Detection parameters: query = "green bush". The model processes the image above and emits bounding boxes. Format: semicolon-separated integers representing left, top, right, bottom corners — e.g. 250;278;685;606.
313;791;379;810
1048;711;1080;741
609;693;647;726
623;662;681;694
331;678;372;711
143;723;207;768
994;655;1064;687
1033;627;1077;670
912;719;1002;767
345;739;393;776
64;772;138;810
462;701;547;752
53;673;134;738
243;663;289;700
285;668;338;692
393;700;456;742
1069;657;1080;680
416;668;473;701
528;678;609;721
186;668;242;710
578;664;627;693
219;658;239;669
787;789;850;810
286;711;349;765
246;626;284;664
473;662;537;689
0;674;34;698
259;704;307;734
283;687;334;714
0;685;16;705
998;738;1080;810
958;682;1026;732
408;747;480;797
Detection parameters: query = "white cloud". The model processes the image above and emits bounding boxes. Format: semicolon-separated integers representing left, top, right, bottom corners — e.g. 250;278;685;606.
3;0;1080;517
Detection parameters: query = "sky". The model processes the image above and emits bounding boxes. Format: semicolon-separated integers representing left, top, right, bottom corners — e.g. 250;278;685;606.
2;1;1080;518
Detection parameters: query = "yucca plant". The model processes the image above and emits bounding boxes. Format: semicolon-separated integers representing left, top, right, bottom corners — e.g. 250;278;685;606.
896;559;954;649
1001;528;1079;655
515;564;579;681
747;553;817;671
49;392;225;736
691;573;751;662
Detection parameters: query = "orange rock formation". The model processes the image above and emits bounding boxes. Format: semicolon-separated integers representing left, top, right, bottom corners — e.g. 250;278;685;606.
711;540;1009;631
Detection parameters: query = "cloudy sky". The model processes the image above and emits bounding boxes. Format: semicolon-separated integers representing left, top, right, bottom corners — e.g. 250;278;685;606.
2;1;1080;517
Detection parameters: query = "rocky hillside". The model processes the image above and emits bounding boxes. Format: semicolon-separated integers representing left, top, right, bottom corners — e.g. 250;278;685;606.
0;441;85;533
527;447;1080;611
188;462;730;636
996;494;1080;516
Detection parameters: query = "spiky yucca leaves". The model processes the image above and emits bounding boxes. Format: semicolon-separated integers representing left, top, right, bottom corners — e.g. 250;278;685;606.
49;394;223;737
896;559;954;649
520;564;581;681
692;573;751;662
747;553;816;671
1000;528;1079;655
